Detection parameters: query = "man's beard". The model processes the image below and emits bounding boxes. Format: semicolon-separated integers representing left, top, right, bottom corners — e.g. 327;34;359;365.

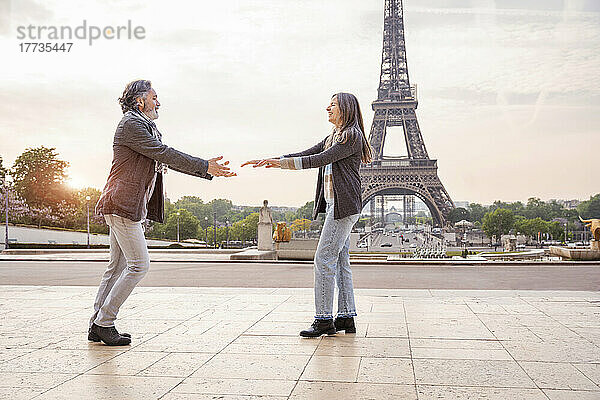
142;104;159;120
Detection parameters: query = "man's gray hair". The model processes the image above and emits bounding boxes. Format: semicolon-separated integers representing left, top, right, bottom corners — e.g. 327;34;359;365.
118;79;152;113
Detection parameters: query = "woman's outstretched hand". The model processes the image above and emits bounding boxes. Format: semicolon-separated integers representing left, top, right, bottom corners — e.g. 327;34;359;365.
208;156;237;177
241;158;281;168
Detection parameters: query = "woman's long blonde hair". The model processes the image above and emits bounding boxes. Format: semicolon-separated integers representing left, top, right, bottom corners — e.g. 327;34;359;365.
324;92;373;164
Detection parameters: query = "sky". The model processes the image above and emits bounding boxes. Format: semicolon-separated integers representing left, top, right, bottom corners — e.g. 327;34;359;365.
1;0;599;208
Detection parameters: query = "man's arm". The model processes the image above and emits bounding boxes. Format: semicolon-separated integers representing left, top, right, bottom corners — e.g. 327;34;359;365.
168;165;212;180
121;118;211;179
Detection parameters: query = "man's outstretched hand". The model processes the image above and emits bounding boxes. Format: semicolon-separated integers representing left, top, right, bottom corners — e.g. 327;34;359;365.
241;158;281;168
208;156;236;177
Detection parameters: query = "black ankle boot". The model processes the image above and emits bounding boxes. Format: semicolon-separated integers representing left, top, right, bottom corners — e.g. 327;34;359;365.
334;316;356;333
90;323;131;346
88;327;131;342
300;319;336;337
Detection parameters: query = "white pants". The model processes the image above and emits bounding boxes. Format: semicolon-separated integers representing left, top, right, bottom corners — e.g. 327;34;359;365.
90;214;150;327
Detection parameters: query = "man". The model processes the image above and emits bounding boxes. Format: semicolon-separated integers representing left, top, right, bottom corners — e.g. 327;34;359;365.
89;80;235;346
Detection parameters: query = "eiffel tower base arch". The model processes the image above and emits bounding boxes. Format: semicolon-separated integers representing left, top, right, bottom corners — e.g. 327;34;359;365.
363;186;444;228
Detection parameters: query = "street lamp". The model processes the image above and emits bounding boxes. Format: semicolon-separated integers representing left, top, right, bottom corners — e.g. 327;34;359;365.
213;204;217;249
242;221;246;248
176;211;180;243
226;220;230;249
2;177;8;250
204;216;208;246
85;195;91;248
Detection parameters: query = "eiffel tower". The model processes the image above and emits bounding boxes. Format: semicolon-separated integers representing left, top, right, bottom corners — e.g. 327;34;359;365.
360;0;454;227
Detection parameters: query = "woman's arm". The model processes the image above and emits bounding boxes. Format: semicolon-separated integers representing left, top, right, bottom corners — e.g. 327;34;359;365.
280;131;360;170
283;137;327;158
241;137;327;169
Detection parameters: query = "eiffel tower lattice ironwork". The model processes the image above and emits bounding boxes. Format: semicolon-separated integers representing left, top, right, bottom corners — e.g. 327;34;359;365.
360;0;454;226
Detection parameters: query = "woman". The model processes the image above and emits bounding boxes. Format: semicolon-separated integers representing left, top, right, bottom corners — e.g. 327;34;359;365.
242;92;373;337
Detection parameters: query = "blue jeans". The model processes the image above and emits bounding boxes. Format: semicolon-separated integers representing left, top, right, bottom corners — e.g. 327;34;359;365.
314;203;359;320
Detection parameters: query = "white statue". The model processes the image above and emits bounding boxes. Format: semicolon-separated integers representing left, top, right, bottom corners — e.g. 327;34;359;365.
259;199;273;225
258;200;274;250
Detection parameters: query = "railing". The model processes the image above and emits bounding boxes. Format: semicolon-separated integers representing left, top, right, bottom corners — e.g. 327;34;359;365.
362;158;437;168
376;84;418;103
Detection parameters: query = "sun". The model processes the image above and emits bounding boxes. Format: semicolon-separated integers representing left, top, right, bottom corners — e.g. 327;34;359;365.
66;176;87;190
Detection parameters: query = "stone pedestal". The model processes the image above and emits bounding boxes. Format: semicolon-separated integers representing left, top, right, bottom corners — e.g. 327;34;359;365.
275;239;319;260
591;240;600;252
258;223;273;251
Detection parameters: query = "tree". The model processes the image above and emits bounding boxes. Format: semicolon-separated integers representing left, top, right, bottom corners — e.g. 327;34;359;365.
75;187;107;233
547;220;563;241
448;207;469;224
296;201;314;220
230;212;259;243
202;225;228;246
514;216;548;242
175;197;239;224
290;218;311;237
468;203;488;223
0;156;6;181
578;194;600;219
161;208;200;240
482;208;515;244
11;146;73;227
0;185;30;224
490;200;525;216
174;196;205;220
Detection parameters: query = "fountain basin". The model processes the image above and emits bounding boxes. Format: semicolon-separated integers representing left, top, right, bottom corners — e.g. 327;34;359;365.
549;245;600;261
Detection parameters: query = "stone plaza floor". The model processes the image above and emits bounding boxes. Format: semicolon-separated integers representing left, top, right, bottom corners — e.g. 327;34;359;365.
0;286;599;399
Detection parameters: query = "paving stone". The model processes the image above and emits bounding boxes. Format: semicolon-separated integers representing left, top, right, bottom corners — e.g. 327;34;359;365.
418;385;548;399
0;372;76;388
172;377;296;396
408;317;496;340
410;338;504;350
573;363;600;386
222;334;319;355
315;336;410;358
163;394;287;400
300;355;361;382
413;359;537;388
520;361;598;390
503;339;600;363
357;357;414;384
289;381;417;399
0;386;47;399
365;322;408;338
543;389;600;400
0;348;122;374
35;374;182;399
86;350;168;375
411;346;513;360
138;352;214;377
192;353;311;380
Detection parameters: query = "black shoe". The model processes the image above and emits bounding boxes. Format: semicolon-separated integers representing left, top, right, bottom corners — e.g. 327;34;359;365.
300;319;336;337
89;323;131;346
334;316;356;333
88;327;131;342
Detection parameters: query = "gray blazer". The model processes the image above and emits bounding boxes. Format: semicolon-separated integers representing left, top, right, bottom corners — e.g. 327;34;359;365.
282;128;364;220
95;110;212;223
